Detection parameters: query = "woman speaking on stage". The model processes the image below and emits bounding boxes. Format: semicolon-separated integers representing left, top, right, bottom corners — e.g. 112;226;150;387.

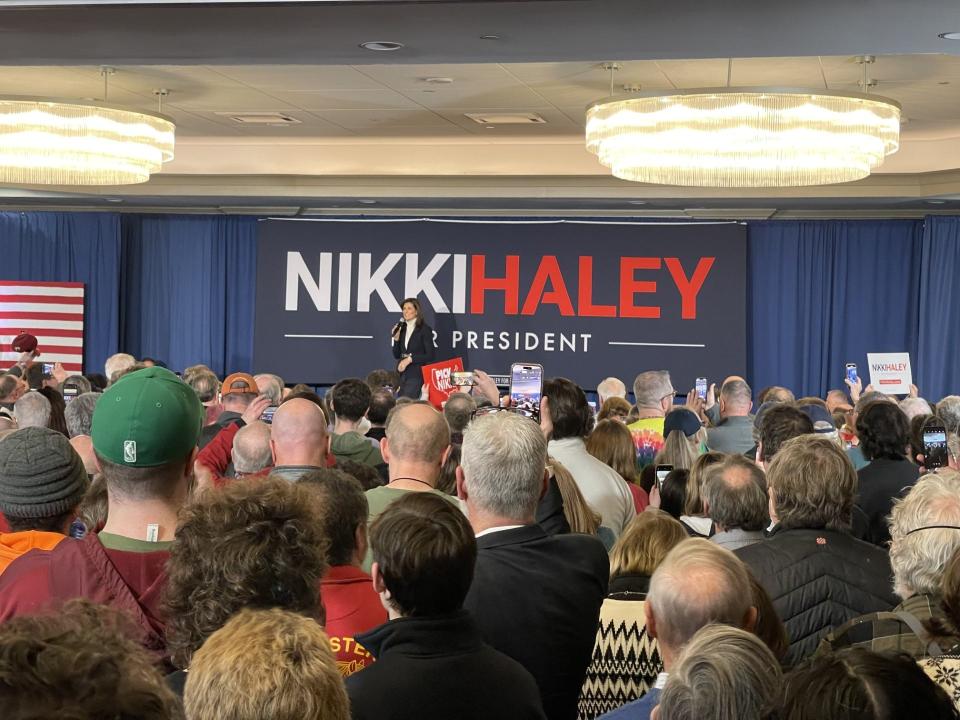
391;297;436;399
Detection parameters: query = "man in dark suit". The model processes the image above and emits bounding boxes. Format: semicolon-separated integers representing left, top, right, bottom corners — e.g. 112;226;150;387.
457;411;609;720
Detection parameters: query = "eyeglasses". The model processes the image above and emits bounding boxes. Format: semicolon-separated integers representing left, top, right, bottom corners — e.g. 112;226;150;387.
905;525;960;536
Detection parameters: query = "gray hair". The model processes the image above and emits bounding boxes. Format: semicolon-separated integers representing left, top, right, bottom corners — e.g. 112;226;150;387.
597;377;627;403
720;380;752;410
937;396;960;435
461;412;547;520
65;392;100;438
647;538;753;652
888;470;960;599
633;370;672;410
899;397;933;422
231;422;273;475
659;624;781;720
103;353;136;383
13;392;51;429
703;457;768;532
443;392;477;434
254;374;285;405
855;390;895;414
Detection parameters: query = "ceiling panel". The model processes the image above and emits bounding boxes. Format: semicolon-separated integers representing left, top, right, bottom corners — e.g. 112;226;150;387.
214;65;388;91
268;89;419;110
308;107;455;130
729;56;826;87
655;58;731;88
436;107;582;136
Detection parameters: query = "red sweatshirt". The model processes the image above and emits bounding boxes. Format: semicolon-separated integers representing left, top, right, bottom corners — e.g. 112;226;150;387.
321;565;388;676
0;532;169;660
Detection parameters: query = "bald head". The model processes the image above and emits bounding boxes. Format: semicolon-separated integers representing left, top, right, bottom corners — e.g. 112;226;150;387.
232;421;273;475
270;398;329;467
647;539;754;655
384;402;450;464
703;456;768;532
720;379;752;416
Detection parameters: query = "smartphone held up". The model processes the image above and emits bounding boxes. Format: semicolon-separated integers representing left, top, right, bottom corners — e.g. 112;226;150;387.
509;363;543;422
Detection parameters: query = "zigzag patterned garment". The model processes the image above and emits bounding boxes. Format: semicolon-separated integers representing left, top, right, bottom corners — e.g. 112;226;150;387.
577;598;663;720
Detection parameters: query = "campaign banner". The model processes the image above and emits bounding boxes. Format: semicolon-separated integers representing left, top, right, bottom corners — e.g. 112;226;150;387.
253;219;747;389
867;352;913;395
421;356;465;409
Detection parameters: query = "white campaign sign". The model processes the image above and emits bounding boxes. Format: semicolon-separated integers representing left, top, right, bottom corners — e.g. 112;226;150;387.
867;352;913;395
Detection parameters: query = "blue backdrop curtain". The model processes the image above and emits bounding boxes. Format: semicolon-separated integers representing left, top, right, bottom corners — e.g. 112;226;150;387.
119;215;256;376
0;212;122;376
747;220;924;399
2;211;959;399
917;216;960;399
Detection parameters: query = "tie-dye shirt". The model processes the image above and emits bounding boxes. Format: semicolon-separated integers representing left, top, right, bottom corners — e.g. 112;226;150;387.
628;417;666;469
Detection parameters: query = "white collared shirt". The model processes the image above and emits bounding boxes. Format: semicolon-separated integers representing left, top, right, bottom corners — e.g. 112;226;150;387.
475;524;525;538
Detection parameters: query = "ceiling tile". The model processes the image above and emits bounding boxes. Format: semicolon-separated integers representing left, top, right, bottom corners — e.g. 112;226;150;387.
270;88;418;110
435;107;581;136
214;65;387;91
655;58;730;88
309;107;454;130
729;56;825;88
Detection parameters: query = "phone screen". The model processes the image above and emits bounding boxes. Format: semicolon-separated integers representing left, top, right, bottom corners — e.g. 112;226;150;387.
42;363;54;375
261;405;279;424
452;371;476;387
695;377;707;400
923;426;948;469
62;387;78;403
656;464;673;490
846;363;858;385
510;363;543;421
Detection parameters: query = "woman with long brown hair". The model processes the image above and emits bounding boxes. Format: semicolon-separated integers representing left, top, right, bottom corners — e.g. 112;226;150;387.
586;419;649;512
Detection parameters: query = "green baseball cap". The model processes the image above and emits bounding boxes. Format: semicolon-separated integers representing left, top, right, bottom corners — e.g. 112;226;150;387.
92;366;203;467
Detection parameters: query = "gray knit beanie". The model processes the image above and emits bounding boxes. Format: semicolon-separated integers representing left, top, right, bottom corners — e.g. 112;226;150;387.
0;426;88;519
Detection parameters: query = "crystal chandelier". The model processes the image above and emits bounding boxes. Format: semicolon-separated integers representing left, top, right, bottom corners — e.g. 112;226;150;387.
585;88;901;187
0;98;175;186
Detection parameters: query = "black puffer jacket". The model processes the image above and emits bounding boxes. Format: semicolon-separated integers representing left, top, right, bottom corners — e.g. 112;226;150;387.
736;527;897;667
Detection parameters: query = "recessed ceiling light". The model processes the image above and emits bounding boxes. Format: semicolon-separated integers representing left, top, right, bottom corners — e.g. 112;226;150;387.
480;35;501;40
424;77;454;84
939;32;960;40
359;199;378;205
485;126;495;129
926;199;947;204
628;200;647;205
360;41;404;52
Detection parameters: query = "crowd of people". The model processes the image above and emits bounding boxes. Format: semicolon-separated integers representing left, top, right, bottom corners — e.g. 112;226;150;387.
1;348;960;719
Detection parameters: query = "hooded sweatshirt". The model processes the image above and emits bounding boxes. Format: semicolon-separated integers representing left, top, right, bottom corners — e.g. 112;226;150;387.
331;431;383;467
0;530;66;575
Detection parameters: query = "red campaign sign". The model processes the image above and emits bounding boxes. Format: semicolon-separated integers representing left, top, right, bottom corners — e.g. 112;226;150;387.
421;357;464;409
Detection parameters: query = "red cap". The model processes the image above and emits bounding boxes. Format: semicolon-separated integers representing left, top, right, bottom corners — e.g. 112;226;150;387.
11;332;37;354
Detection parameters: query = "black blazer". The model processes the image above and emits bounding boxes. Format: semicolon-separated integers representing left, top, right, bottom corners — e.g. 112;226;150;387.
392;322;436;374
463;524;609;720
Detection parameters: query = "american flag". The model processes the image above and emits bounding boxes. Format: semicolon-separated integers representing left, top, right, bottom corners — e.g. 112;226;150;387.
0;281;85;373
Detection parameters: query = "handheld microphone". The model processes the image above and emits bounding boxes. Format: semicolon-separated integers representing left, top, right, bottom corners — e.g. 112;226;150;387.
392;319;404;335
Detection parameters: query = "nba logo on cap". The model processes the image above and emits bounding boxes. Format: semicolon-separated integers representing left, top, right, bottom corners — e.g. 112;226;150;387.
123;440;137;463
